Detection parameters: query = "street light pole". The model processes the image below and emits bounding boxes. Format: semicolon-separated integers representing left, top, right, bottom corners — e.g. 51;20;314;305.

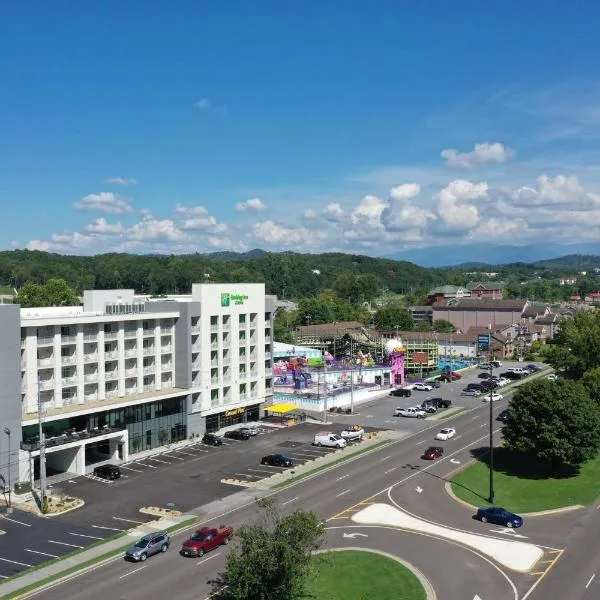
3;428;11;512
488;360;495;504
350;340;355;415
37;390;47;508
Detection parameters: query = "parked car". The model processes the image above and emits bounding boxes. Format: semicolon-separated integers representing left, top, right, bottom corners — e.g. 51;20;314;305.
526;364;541;372
478;362;493;369
420;401;438;413
394;406;427;418
413;383;433;391
180;526;234;558
390;388;412;397
476;507;523;528
478;372;492;379
340;425;365;441
224;429;251;441
239;426;259;437
435;428;456;441
430;381;442;388
429;397;451;409
480;380;499;390
491;360;502;368
547;373;558;381
501;371;523;380
496;410;509;422
439;373;460;382
461;388;479;397
467;383;485;390
202;433;223;446
422;446;444;460
93;464;121;480
125;531;170;561
314;431;347;448
261;454;294;467
483;393;504;402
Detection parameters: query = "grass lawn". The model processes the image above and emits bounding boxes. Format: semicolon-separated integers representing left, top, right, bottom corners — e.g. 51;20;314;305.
451;447;600;513
304;550;426;600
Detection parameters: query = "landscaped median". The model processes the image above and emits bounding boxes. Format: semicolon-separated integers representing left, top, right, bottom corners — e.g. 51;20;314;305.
449;447;600;514
0;515;199;600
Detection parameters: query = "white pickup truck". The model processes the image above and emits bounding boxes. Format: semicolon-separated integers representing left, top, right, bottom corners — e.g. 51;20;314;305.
394;406;427;418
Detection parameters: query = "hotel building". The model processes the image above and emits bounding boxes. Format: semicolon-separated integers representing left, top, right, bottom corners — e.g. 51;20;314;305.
0;283;275;488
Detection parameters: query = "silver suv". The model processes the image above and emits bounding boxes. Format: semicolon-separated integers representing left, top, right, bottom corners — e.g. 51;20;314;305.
125;531;170;562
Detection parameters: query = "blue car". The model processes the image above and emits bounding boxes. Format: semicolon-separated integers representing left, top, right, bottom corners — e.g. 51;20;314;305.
476;507;523;528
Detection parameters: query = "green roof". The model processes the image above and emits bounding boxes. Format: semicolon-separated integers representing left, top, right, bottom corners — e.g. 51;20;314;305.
428;285;466;295
466;281;506;291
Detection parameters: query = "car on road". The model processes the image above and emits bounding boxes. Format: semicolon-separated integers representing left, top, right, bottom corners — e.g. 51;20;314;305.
547;373;558;381
125;531;170;561
394;406;427;418
202;433;223;446
422;446;444;460
501;371;525;381
93;464;121;480
435;428;456;441
420;401;437;414
483;393;504;402
390;388;412;397
340;425;365;441
180;526;234;557
461;389;479;397
413;383;433;391
496;410;509;422
476;507;523;528
261;454;294;467
526;364;542;372
224;429;251;441
430;381;442;388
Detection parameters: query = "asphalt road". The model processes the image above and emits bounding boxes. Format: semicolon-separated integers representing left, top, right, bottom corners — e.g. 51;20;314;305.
33;390;549;600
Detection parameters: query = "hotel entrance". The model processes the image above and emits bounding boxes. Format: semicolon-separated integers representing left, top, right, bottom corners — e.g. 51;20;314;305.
204;403;262;433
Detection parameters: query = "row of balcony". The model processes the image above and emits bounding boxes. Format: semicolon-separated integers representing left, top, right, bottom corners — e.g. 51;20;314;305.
25;328;174;346
28;346;173;367
21;424;127;452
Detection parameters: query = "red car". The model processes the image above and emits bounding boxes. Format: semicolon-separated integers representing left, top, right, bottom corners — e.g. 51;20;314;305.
180;525;234;558
422;446;444;460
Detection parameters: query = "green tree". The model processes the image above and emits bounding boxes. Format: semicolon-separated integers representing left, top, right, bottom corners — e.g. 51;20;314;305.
545;312;600;379
415;321;433;332
274;309;295;344
14;279;79;308
503;380;600;472
373;305;414;331
221;497;325;600
432;319;456;333
582;367;600;405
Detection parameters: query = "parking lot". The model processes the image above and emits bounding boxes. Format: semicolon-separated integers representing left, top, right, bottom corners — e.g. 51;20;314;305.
0;508;118;579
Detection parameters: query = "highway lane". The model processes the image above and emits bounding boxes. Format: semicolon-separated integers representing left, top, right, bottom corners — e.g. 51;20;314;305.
32;397;542;600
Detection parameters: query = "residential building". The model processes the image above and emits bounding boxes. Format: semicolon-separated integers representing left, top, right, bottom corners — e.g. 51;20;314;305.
466;281;504;299
559;275;577;286
426;285;470;305
408;305;433;325
1;284;274;488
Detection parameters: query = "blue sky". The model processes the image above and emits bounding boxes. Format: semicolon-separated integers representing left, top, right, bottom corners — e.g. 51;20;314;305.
2;1;600;256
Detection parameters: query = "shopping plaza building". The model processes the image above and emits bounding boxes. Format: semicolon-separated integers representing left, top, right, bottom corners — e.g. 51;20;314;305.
0;284;275;488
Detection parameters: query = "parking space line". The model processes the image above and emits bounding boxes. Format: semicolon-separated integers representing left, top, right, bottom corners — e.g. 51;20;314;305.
120;465;143;473
135;462;157;469
234;473;260;479
162;452;184;460
384;467;398;474
196;552;222;566
24;549;59;558
91;525;125;531
48;540;84;549
0;557;33;567
113;517;145;524
247;468;276;474
0;515;32;526
69;532;103;540
172;450;196;456
146;457;170;464
120;565;147;579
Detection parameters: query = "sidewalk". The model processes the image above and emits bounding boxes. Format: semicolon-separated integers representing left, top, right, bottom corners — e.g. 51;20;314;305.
0;514;197;599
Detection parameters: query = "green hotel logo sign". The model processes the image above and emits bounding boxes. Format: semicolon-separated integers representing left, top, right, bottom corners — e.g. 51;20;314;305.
221;292;249;307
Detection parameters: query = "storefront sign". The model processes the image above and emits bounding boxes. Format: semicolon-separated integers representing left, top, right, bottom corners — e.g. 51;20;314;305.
412;351;429;365
224;407;244;417
221;292;249;307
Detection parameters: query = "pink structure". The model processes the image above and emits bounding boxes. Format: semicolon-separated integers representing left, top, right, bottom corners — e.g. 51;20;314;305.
385;339;406;386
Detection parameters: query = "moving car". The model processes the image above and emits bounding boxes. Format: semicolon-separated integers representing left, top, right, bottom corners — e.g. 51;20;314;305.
340;425;365;441
467;383;485;390
439;372;460;382
202;433;223;446
261;454;294;467
125;531;170;561
390;388;412;397
496;410;508;422
428;397;452;409
394;407;427;418
180;526;234;557
93;464;121;480
413;383;433;391
483;393;504;402
435;428;456;441
526;364;541;372
476;507;523;528
224;429;251;441
478;362;493;369
314;431;347;448
422;446;444;460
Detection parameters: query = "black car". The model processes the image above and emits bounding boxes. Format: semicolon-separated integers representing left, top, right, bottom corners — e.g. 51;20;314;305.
93;464;121;480
496;410;509;422
501;371;522;380
224;429;251;441
526;364;541;372
478;372;492;379
390;388;412;397
466;383;485;391
480;380;499;389
429;397;452;409
202;433;223;446
261;454;294;467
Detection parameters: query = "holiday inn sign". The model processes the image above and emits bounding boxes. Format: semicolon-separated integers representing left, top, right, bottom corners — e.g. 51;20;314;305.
221;292;249;307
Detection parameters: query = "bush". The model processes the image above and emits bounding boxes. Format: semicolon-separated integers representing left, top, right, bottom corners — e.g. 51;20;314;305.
14;481;32;495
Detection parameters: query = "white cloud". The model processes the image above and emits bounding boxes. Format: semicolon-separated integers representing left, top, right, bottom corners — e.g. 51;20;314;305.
389;183;420;201
512;175;600;208
128;217;187;242
85;218;125;234
441;142;514;169
103;177;137;186
467;217;528;241
174;204;226;232
303;208;317;220
322;202;345;221
236;197;267;212
350;195;387;229
27;240;51;251
252;221;324;247
437;179;488;230
73;192;134;215
207;236;232;249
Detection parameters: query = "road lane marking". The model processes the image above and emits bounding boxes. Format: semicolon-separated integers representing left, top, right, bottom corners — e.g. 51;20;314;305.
586;573;596;589
69;532;103;540
0;557;33;567
380;455;393;462
471;415;481;420
120;565;147;579
113;517;145;524
0;515;31;526
24;549;59;558
415;440;426;445
384;467;397;474
196;552;222;566
48;540;84;549
336;489;351;498
336;474;350;481
120;465;143;472
282;497;298;506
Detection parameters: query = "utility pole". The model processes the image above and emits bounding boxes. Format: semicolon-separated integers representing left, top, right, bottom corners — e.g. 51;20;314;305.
3;428;11;513
488;359;495;504
38;390;47;509
350;340;355;414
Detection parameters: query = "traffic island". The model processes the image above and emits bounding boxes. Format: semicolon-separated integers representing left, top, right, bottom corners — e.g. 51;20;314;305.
448;446;599;513
306;549;431;600
43;494;84;516
140;506;182;518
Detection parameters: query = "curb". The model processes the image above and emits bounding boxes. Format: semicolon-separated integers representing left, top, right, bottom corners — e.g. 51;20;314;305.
315;547;436;600
44;498;85;517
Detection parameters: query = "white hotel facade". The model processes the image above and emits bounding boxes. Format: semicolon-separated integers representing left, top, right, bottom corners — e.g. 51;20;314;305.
0;283;275;488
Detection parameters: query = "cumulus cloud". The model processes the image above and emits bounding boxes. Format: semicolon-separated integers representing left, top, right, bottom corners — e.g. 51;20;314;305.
174;204;226;232
322;202;345;221
73;192;134;214
441;142;514;169
303;208;317;220
512;175;600;208
128;216;187;242
103;177;137;186
383;183;435;232
85;218;125;234
437;179;488;230
389;183;420;201
350;195;386;229
252;221;324;247
467;217;529;241
236;197;267;212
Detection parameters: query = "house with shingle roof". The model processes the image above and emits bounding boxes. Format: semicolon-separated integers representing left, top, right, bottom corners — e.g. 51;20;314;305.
426;285;470;305
466;281;505;299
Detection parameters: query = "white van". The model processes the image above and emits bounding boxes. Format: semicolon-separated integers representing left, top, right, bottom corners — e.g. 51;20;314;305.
313;431;347;449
